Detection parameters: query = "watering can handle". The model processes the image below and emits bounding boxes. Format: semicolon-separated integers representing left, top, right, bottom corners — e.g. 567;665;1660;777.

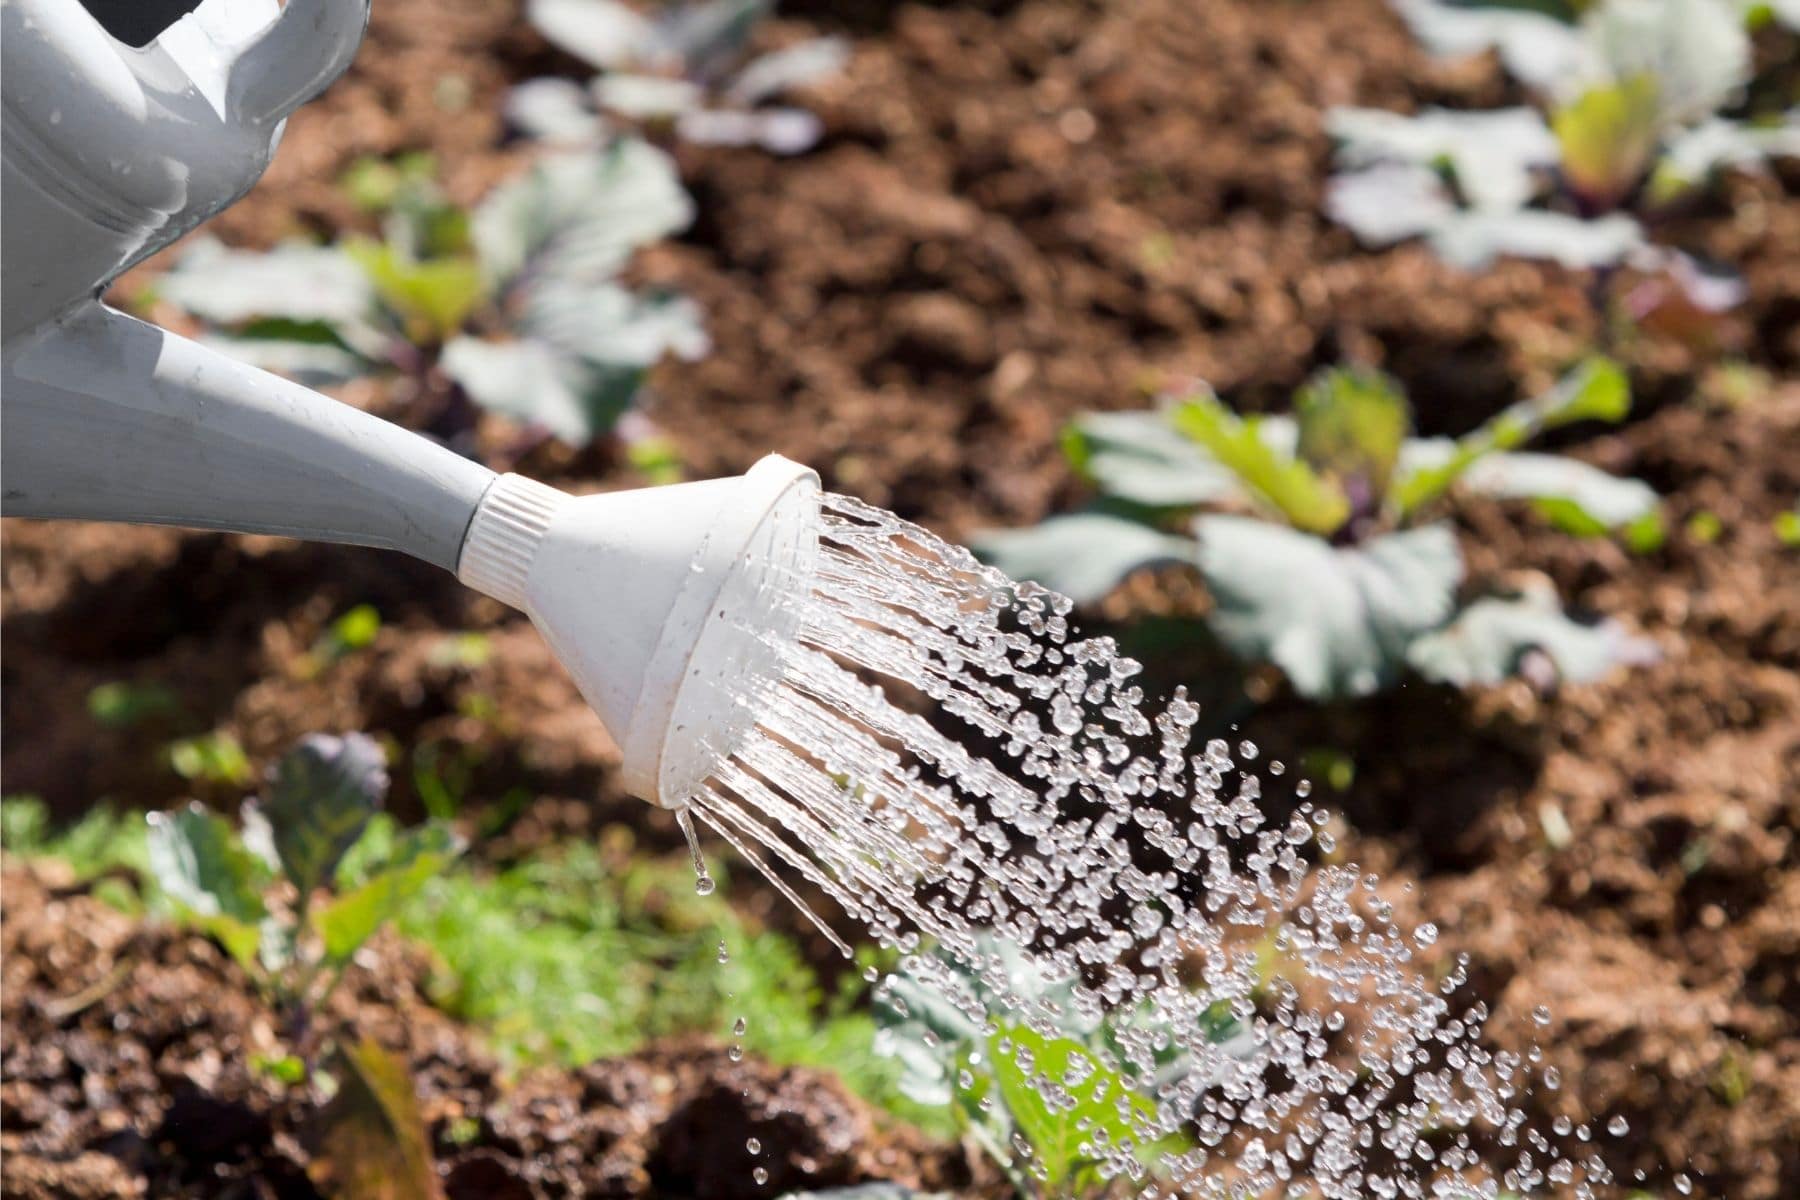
1;304;496;570
229;0;371;128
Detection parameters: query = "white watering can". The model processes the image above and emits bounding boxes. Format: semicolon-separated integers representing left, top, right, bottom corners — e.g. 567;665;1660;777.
0;0;821;809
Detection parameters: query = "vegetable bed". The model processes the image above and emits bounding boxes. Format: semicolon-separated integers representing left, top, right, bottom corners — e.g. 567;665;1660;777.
3;0;1796;1196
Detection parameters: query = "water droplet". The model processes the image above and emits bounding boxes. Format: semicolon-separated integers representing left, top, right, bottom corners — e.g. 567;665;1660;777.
1607;1115;1629;1136
676;807;716;896
733;1017;748;1037
746;1136;761;1155
752;1166;769;1186
727;1045;744;1062
717;941;730;964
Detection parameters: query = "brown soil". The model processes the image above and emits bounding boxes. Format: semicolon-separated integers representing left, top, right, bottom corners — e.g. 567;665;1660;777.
4;0;1798;1196
0;867;978;1199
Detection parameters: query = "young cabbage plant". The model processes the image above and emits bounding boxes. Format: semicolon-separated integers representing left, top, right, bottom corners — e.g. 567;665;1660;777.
1330;0;1797;313
158;140;707;448
976;361;1661;701
513;0;848;154
874;936;1248;1198
145;733;463;1066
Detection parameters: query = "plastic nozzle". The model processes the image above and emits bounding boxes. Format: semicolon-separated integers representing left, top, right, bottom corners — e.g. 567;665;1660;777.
457;456;821;808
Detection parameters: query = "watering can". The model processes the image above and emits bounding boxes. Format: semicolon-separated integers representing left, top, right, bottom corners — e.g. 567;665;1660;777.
0;0;820;809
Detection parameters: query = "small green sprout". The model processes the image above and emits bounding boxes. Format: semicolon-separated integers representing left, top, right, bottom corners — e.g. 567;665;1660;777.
145;733;462;1064
977;361;1660;700
874;935;1243;1196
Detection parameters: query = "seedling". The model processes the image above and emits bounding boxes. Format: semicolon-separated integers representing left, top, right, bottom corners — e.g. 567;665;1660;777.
514;0;848;154
145;733;462;1065
158;141;706;448
1330;0;1798;320
874;935;1244;1196
977;361;1660;700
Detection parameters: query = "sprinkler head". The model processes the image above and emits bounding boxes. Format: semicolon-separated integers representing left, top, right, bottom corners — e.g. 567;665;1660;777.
457;455;820;808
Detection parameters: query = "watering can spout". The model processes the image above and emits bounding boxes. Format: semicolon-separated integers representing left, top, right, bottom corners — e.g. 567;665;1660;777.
2;304;821;809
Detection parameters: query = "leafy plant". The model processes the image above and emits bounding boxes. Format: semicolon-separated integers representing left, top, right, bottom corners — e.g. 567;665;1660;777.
976;362;1660;700
158;141;706;448
874;935;1245;1196
145;733;463;1064
1330;0;1797;317
513;0;848;154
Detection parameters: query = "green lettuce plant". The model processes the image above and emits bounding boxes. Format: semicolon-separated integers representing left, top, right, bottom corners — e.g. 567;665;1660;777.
1330;0;1797;312
158;140;706;447
145;733;462;1064
513;0;848;154
874;936;1244;1197
976;361;1661;700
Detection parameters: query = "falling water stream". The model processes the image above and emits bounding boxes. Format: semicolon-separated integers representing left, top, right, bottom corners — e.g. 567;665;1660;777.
683;493;1621;1198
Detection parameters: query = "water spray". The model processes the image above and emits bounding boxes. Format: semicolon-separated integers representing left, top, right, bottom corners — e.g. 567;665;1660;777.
1;3;1629;1194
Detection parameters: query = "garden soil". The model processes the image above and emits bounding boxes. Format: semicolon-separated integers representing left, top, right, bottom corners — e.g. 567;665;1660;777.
4;0;1797;1196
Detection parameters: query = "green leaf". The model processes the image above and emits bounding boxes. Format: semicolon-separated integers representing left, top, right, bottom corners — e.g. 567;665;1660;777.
1326;163;1457;248
1392;357;1630;513
1552;75;1663;209
304;1037;445;1200
313;822;462;964
325;604;382;656
971;513;1191;607
258;733;388;900
1651;116;1800;201
345;239;486;342
989;1021;1165;1188
1426;208;1645;270
167;732;253;786
654;0;772;69
1326;104;1557;210
1193;517;1463;698
145;803;269;971
472;140;693;289
441;336;640;444
1405;444;1658;533
523;279;710;369
1062;409;1249;508
1390;0;1587;91
253;1053;309;1085
1406;591;1658;687
1580;0;1750;129
526;0;651;71
161;238;377;328
1294;368;1412;507
1170;393;1350;535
